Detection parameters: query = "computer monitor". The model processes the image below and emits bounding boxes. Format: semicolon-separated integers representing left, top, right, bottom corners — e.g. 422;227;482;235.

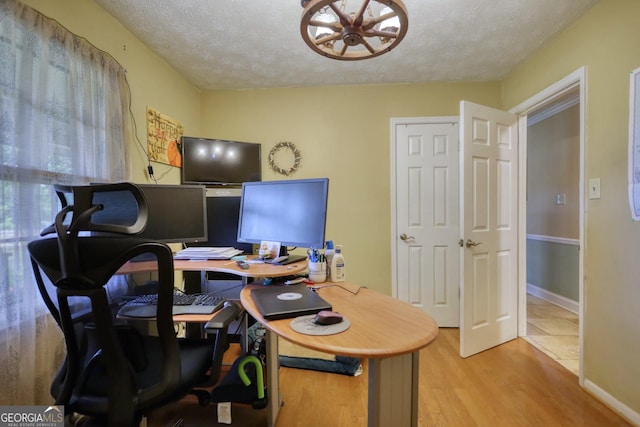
188;188;254;254
90;184;208;244
237;178;329;255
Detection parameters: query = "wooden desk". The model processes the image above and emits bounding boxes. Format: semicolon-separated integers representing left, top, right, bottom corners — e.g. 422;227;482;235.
117;256;308;342
240;282;439;427
117;256;307;278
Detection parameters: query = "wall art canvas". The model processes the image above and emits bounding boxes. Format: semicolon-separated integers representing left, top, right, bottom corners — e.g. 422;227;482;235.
146;106;184;167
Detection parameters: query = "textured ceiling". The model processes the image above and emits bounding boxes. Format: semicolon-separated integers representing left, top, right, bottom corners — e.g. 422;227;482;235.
94;0;597;91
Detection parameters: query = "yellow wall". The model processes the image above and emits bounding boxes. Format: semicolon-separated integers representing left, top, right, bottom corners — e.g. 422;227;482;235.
201;83;501;292
503;0;640;416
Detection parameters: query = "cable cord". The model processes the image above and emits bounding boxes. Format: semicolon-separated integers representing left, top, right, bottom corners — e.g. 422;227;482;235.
311;284;366;295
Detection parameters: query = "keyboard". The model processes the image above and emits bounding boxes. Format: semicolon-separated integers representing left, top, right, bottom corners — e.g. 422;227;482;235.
119;293;226;318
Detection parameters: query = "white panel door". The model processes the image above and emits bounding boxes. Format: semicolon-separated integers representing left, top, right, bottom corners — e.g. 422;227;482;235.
395;120;460;327
459;101;519;358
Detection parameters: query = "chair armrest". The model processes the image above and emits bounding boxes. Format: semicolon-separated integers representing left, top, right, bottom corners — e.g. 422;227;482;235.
204;302;241;331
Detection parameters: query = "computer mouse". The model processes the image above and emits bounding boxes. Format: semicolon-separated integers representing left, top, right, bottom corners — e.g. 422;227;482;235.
313;310;343;325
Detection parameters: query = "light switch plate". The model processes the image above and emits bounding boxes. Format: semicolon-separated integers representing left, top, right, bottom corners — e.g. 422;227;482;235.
589;178;601;199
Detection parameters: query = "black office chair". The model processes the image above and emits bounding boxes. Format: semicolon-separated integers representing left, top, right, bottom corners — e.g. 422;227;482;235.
27;182;234;426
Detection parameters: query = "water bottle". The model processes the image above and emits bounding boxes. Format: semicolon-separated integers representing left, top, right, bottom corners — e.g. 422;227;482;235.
324;240;335;280
330;245;345;282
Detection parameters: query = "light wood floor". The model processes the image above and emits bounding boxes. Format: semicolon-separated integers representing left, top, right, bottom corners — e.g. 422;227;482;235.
149;328;631;426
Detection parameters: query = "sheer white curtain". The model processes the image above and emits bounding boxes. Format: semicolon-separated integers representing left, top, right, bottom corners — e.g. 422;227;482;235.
0;1;131;404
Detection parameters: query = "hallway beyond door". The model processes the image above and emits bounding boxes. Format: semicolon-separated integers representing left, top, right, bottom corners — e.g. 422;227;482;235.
524;293;579;375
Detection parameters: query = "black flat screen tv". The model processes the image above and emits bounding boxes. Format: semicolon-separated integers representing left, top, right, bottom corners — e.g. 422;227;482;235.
181;136;262;186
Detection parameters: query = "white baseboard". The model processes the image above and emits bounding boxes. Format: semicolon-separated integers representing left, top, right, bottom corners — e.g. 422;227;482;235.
584;379;640;426
526;283;579;314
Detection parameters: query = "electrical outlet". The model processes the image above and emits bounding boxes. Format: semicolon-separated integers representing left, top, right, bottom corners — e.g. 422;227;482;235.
217;402;231;424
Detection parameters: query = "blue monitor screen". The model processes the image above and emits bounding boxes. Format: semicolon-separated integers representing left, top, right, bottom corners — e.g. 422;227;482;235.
237;178;329;250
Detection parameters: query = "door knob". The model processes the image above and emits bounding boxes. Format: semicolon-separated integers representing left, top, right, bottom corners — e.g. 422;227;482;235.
464;239;482;248
400;233;415;242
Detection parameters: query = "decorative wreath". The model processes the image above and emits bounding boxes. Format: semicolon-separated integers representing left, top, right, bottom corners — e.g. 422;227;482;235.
268;141;301;176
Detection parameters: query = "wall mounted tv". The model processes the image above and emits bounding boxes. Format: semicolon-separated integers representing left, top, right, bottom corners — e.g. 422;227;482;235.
181;136;262;186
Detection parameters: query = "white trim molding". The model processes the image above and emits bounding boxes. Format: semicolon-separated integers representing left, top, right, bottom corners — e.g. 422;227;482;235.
527;91;580;126
584;379;640;426
526;233;580;246
511;66;586;385
526;284;579;314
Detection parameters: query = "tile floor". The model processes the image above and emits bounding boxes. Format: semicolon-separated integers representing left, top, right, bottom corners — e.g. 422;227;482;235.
524;293;580;375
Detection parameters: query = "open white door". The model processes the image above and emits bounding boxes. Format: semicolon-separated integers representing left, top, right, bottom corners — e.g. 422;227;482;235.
459;101;519;358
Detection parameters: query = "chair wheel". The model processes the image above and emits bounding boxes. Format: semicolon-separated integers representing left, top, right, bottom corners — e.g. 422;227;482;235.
192;390;211;406
252;397;267;410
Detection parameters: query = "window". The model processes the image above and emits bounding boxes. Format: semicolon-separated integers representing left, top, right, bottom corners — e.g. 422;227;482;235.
0;1;130;404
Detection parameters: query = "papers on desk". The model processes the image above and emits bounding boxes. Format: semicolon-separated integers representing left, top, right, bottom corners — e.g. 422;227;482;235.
175;247;244;260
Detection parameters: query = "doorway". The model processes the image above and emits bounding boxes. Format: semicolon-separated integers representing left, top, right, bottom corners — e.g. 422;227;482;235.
510;68;585;382
521;88;581;375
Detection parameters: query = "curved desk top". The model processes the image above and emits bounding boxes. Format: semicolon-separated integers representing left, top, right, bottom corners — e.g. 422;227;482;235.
117;256;307;278
241;282;439;359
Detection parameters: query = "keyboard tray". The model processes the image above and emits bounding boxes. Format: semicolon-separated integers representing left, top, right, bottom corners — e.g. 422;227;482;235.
119;293;225;318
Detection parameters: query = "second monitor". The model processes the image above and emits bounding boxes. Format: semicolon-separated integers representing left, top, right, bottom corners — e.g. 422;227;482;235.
237;178;329;262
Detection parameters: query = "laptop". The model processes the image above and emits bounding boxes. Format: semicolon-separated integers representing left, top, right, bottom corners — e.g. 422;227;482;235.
250;284;332;320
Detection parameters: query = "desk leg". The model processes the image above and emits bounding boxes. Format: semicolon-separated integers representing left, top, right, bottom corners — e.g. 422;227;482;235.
367;351;419;427
265;329;282;427
183;271;205;338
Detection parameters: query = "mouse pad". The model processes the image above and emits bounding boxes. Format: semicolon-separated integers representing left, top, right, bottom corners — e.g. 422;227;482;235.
290;314;350;336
